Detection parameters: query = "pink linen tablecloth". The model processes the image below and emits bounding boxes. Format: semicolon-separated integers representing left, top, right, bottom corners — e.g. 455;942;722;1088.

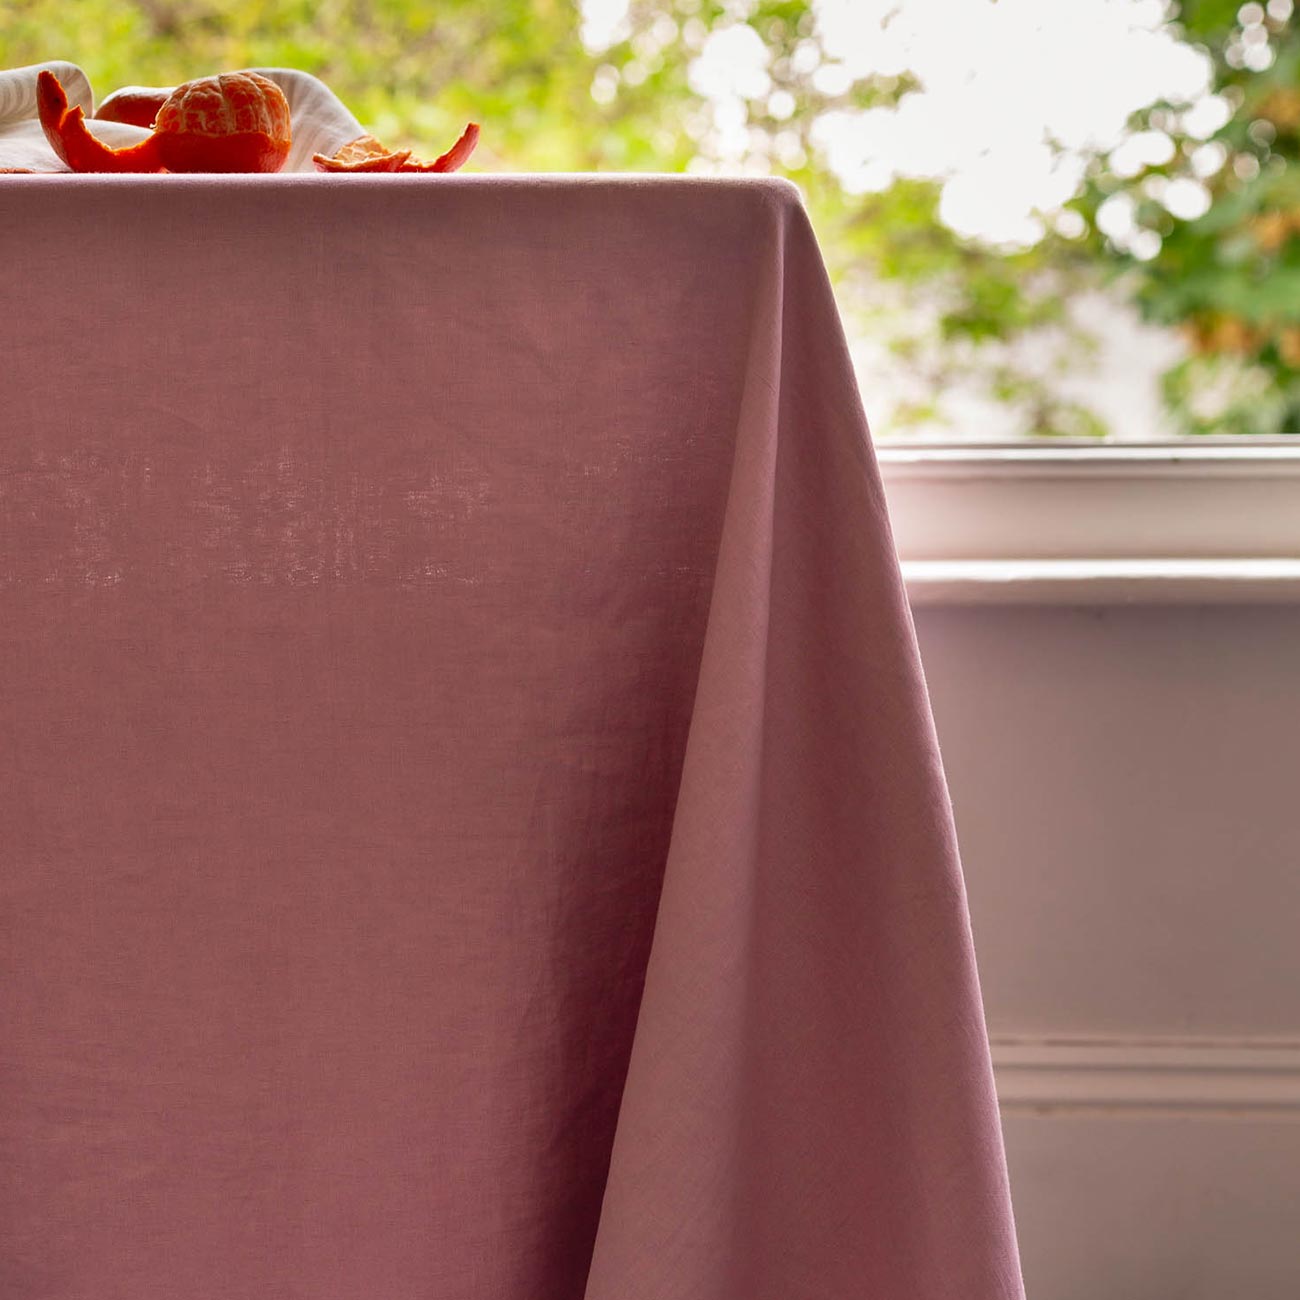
0;174;1023;1299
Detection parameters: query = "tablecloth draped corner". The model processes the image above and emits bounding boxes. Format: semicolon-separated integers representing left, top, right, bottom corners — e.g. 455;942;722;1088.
0;173;1023;1300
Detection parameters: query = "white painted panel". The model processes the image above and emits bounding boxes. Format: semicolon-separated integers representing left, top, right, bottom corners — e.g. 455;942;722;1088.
1001;1112;1300;1300
910;597;1300;1295
912;603;1300;1038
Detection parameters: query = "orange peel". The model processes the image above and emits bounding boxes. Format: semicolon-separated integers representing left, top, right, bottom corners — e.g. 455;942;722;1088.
312;123;479;173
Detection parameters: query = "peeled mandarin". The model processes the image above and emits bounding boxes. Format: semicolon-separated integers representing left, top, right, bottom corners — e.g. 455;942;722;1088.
153;72;291;173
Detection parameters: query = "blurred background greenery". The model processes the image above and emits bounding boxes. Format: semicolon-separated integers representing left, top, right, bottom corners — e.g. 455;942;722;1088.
6;0;1300;440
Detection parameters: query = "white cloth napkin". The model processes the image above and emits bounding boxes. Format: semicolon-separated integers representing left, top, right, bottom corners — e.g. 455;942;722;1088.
0;61;366;172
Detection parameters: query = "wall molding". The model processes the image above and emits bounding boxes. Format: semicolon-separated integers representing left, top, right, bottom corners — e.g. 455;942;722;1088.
990;1035;1300;1116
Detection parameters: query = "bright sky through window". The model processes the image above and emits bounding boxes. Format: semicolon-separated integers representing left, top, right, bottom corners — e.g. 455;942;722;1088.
581;0;1221;249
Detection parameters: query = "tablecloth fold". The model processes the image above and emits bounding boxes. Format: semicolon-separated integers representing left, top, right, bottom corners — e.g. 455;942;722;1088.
582;184;1024;1300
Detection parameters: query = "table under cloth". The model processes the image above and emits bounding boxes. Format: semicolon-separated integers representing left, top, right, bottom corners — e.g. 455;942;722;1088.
0;174;1024;1299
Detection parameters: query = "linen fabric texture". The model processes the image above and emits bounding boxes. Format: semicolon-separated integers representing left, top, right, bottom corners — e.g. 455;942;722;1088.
0;174;1024;1299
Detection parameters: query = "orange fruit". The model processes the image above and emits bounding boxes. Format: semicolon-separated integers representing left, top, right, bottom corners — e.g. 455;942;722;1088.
94;86;174;129
153;72;291;173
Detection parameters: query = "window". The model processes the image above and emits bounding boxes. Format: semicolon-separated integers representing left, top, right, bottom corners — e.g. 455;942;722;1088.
878;438;1300;605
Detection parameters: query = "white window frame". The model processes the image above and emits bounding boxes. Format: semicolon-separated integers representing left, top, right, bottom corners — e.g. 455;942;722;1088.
876;439;1300;606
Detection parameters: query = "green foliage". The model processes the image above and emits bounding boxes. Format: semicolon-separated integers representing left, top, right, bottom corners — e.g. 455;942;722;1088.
9;0;1298;437
1076;0;1300;434
2;0;1106;437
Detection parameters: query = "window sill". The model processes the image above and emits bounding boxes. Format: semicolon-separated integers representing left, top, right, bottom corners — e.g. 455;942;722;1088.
900;558;1300;606
876;440;1300;606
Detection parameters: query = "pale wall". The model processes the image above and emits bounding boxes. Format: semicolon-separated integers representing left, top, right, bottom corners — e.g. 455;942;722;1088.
912;601;1300;1300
